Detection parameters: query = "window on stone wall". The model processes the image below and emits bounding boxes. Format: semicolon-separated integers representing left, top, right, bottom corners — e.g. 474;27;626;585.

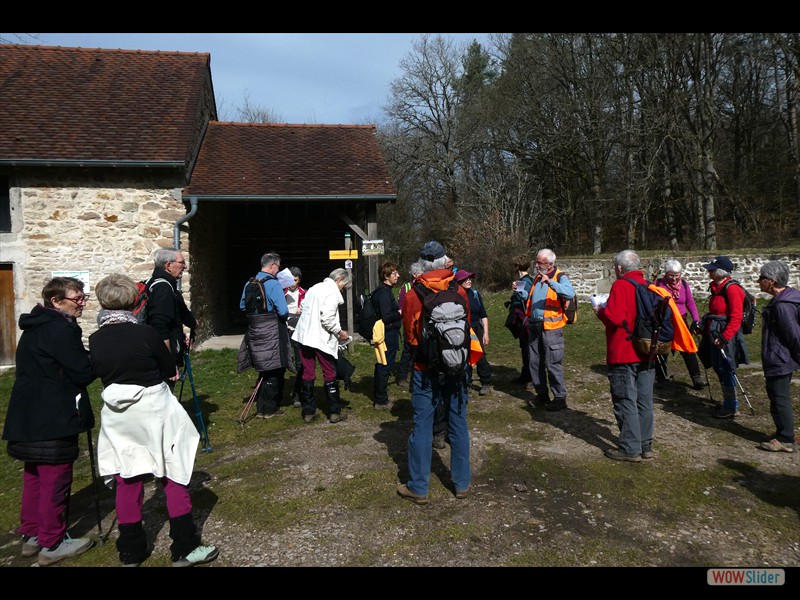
0;176;10;232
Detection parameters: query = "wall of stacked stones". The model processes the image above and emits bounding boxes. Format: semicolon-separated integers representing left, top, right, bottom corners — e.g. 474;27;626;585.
559;254;800;302
1;171;192;345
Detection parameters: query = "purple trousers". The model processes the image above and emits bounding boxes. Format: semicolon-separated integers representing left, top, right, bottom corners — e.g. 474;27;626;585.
115;474;192;524
299;345;336;382
19;462;73;548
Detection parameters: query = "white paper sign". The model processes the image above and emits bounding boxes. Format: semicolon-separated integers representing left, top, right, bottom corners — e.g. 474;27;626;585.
276;268;295;289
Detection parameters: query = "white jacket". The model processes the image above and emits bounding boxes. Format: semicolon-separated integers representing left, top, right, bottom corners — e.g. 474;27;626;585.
291;277;343;358
97;382;199;486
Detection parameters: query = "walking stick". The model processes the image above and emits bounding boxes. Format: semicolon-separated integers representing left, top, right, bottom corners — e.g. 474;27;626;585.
238;375;264;424
180;351;213;452
85;429;105;543
718;345;756;415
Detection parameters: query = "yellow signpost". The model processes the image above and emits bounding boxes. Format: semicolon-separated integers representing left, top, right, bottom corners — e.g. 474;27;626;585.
329;250;359;260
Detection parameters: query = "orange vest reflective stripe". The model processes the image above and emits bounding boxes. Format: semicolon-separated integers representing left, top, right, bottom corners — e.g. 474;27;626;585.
525;269;567;330
649;284;698;353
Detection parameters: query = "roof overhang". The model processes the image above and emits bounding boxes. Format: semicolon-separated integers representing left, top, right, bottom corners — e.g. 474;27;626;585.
0;159;185;168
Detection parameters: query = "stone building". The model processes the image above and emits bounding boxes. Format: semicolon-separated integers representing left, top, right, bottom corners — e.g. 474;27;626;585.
0;44;396;365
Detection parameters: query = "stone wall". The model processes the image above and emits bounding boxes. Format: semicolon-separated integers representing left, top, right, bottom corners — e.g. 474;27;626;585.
558;254;800;302
0;169;191;345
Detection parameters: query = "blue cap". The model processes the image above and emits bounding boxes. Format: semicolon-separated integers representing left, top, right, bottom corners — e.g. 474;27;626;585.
420;241;446;261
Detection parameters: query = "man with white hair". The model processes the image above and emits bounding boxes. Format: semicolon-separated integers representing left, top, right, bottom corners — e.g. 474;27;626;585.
524;248;575;411
595;249;655;462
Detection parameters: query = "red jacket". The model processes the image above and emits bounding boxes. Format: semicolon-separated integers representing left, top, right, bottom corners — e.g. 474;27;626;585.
708;277;744;342
597;270;647;365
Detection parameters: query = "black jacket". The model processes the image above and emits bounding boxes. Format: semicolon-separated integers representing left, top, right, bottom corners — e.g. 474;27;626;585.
3;304;95;463
146;267;197;365
372;283;401;332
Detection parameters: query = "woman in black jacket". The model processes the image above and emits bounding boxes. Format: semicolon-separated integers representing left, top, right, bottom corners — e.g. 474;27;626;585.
2;276;96;566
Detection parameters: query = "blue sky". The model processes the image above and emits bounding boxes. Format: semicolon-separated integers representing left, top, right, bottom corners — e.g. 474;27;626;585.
25;33;490;125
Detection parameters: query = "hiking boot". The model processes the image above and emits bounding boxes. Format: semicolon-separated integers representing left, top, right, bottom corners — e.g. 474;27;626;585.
303;411;319;424
396;379;408;389
479;384;493;396
397;484;428;505
21;535;41;557
604;448;642;463
455;487;470;499
329;412;348;424
759;438;795;453
172;544;219;567
527;393;549;408
641;446;655;460
37;537;94;566
373;400;394;411
691;376;706;390
432;434;447;449
257;408;285;419
546;397;567;412
712;406;739;419
291;393;301;408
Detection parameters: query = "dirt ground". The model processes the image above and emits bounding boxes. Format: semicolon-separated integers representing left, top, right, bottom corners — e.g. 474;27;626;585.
2;362;799;579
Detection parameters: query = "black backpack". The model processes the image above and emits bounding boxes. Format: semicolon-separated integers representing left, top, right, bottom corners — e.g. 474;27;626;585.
710;279;757;334
243;275;273;315
619;278;675;359
357;291;379;341
413;280;470;375
131;277;168;325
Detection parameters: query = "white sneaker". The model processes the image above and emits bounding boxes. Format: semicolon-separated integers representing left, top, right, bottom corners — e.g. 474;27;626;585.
37;537;94;566
172;544;219;567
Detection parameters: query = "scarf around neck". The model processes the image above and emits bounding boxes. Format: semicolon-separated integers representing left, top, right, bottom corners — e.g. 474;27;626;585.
98;309;138;328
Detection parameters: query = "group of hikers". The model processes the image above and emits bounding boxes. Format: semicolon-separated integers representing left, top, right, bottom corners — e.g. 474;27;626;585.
3;242;797;566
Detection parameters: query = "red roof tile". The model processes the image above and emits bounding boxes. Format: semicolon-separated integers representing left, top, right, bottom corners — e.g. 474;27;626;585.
0;44;212;163
186;122;396;198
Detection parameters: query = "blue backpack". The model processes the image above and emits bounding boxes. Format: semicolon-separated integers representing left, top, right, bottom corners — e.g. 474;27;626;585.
619;278;674;360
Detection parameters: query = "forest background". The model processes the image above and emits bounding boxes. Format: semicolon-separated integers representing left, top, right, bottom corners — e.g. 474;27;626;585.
369;33;800;288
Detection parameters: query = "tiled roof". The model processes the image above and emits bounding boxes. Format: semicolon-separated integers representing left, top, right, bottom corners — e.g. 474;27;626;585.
185;122;396;198
0;44;212;164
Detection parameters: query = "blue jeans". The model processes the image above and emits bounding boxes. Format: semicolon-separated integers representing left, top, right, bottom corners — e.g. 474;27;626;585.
607;362;655;456
407;369;470;495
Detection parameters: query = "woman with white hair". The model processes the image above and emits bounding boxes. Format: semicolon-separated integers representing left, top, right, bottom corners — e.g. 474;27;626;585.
292;268;352;424
655;259;704;389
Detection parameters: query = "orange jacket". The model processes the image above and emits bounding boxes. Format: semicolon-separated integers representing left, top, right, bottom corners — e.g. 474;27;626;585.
650;284;697;353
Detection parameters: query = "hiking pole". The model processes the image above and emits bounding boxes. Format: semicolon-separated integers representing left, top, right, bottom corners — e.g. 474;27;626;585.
182;351;213;452
239;375;263;424
85;429;105;544
718;346;755;415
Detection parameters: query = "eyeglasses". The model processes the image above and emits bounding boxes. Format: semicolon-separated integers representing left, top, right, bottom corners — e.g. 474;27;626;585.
535;260;551;265
170;260;187;266
62;295;89;305
665;272;681;278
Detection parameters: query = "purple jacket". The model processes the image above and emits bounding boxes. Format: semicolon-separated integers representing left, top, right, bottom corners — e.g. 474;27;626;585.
761;286;800;377
655;278;700;322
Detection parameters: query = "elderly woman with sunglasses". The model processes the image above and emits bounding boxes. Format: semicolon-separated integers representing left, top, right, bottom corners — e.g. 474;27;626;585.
2;277;96;565
655;259;705;390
